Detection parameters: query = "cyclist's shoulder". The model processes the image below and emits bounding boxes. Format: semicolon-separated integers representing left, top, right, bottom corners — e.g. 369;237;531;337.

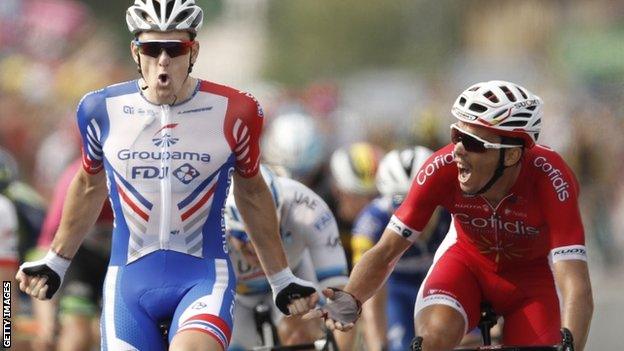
524;145;578;187
78;80;139;113
198;80;261;107
279;176;331;215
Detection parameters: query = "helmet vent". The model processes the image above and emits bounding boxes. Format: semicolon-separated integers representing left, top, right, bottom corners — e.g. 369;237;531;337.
499;86;516;102
515;85;528;99
493;109;508;119
532;118;541;127
468;103;488;113
175;10;190;23
512;112;532;118
468;86;479;92
459;97;466;106
166;1;175;17
499;121;527;127
526;105;537;111
484;91;499;103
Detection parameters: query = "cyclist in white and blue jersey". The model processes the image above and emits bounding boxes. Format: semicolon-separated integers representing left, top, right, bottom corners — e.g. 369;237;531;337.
16;1;317;351
224;166;350;350
351;146;451;351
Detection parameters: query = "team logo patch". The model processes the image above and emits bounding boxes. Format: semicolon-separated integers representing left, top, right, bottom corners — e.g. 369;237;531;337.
152;123;180;147
174;163;200;184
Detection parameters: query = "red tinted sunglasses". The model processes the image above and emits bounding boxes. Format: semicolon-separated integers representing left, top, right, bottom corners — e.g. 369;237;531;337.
450;124;520;153
134;40;194;58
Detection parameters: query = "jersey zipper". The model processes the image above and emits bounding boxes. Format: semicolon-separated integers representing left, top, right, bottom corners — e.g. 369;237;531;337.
159;104;172;250
482;193;514;269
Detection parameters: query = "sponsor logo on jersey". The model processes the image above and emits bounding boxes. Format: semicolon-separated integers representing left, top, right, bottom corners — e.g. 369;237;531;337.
130;163;201;183
152;124;180;147
241;91;264;118
118;149;211;163
178;106;213;114
123;105;134;114
314;211;334;231
294;192;318;210
533;156;570;202
416;152;454;185
173;163;201;184
402;228;413;238
552;247;586;257
454;213;539;236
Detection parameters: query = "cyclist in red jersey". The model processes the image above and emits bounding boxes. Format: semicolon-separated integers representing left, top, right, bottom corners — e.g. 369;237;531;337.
309;81;593;351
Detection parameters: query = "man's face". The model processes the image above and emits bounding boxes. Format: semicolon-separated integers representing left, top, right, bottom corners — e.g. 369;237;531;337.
453;121;503;194
132;31;199;103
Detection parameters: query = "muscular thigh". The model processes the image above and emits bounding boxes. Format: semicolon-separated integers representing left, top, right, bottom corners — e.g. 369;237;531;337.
415;246;482;332
498;264;561;345
170;259;237;350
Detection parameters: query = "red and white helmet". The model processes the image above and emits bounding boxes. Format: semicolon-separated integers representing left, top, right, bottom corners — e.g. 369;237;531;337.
126;0;203;35
451;80;542;148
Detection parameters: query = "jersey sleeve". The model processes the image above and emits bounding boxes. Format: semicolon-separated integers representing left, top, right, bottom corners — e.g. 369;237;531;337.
286;180;349;289
223;90;264;178
0;195;18;267
76;90;107;174
534;148;587;263
389;144;456;243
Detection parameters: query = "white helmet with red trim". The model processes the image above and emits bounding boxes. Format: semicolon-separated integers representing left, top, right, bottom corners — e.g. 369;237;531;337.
451;80;542;148
126;0;203;35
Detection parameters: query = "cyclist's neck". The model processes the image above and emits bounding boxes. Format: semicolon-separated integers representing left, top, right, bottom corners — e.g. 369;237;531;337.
481;163;522;206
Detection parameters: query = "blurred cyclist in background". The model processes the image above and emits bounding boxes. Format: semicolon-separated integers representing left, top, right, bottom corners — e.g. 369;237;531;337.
315;80;593;351
329;142;384;270
0;191;19;309
32;159;113;351
0;147;46;264
16;1;317;350
261;111;327;190
351;146;451;351
225;166;351;350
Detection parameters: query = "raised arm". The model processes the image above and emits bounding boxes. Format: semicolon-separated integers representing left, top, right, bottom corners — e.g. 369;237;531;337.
16;168;108;300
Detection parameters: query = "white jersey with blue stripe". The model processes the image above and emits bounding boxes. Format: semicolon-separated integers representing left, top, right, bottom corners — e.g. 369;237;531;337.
229;177;349;295
77;79;264;266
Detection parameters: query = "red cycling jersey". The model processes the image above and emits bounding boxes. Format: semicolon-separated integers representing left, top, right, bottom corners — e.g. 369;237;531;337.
386;143;586;345
389;143;586;271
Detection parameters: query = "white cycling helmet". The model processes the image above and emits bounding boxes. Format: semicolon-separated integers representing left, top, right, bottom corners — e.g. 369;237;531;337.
376;146;433;197
262;112;325;179
224;165;282;242
330;142;383;195
451;80;542;148
126;0;203;35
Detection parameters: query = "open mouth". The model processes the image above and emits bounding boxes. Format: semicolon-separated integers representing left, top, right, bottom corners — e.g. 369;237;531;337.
158;73;170;85
457;163;472;183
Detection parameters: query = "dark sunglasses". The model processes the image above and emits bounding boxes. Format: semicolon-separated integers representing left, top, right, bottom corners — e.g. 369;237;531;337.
134;40;194;58
450;124;520;153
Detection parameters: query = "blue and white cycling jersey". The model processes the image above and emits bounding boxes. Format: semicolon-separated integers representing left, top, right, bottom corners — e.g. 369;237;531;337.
351;196;451;351
77;79;264;350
